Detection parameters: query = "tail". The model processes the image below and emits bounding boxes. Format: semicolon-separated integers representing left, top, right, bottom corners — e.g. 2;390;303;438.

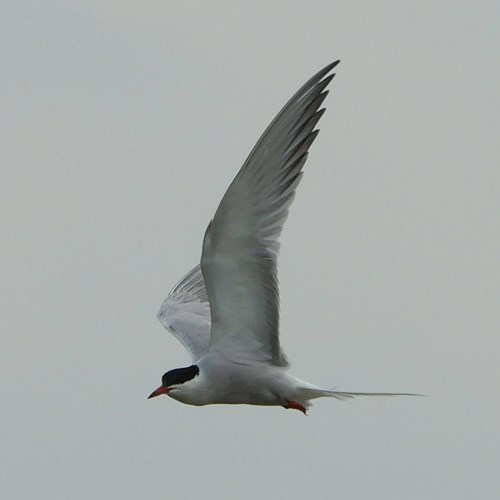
295;384;422;402
289;376;422;409
317;389;423;401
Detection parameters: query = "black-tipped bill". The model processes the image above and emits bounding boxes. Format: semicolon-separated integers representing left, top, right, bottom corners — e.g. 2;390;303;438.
148;385;170;399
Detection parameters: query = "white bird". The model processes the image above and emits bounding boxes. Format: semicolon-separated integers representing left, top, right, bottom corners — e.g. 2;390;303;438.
148;61;416;414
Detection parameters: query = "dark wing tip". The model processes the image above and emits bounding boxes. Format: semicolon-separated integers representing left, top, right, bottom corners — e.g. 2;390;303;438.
319;60;341;78
294;61;339;103
327;60;341;70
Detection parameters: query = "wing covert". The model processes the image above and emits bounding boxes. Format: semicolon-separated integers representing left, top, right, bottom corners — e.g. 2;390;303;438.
201;61;339;366
157;265;211;362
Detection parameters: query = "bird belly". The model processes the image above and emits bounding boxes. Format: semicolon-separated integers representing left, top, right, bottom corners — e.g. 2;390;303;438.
169;360;290;407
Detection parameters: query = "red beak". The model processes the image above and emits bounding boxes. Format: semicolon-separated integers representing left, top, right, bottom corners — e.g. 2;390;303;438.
148;385;171;399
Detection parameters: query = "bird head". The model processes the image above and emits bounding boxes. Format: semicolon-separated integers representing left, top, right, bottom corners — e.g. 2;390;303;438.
148;364;200;399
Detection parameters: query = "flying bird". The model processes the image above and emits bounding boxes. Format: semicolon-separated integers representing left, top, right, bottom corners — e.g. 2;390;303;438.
148;61;416;414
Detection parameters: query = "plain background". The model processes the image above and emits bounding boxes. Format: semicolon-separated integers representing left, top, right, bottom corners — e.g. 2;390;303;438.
2;2;499;499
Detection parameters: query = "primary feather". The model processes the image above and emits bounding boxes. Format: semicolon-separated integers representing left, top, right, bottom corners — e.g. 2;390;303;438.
201;61;340;366
157;265;210;362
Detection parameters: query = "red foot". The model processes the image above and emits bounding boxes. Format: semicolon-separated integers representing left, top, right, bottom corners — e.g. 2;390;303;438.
283;399;308;415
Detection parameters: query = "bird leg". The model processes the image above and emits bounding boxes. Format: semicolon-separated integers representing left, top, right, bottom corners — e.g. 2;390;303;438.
283;399;307;415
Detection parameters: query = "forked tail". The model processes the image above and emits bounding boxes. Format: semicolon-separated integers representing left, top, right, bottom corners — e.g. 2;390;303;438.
319;389;422;400
290;377;422;408
297;385;422;401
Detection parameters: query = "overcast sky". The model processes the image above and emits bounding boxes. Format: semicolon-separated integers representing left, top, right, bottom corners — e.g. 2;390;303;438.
2;2;499;499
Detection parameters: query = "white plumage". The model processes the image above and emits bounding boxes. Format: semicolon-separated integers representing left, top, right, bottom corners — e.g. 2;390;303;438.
149;61;417;413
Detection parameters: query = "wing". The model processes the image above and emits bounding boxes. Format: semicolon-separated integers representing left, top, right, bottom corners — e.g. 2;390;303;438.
201;61;339;366
157;265;211;362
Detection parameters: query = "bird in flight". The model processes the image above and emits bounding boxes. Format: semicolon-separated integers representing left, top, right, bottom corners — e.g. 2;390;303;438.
148;61;416;414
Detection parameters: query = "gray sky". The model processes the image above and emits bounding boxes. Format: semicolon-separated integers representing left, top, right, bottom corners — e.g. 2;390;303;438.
2;1;499;499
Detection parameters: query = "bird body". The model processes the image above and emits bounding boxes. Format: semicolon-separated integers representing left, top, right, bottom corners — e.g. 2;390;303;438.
148;61;417;414
164;353;333;410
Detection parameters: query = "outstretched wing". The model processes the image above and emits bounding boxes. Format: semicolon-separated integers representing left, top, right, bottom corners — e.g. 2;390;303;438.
157;265;211;362
201;61;339;366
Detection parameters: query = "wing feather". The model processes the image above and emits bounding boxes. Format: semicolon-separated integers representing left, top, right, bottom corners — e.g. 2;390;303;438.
157;265;210;362
201;61;339;366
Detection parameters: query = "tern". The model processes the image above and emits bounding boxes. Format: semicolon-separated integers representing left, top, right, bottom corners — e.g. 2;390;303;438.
148;61;416;414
